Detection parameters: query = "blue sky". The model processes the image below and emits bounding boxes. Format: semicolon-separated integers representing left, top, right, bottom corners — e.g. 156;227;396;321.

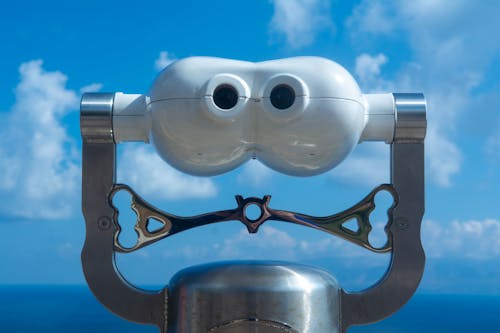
0;0;499;297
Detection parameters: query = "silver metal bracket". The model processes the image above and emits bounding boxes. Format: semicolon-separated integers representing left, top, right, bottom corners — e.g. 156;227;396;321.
80;92;426;333
81;94;166;331
111;183;396;254
341;93;426;331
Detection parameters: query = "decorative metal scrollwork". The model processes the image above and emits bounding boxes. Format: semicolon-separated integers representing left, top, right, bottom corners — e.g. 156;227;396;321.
110;184;398;253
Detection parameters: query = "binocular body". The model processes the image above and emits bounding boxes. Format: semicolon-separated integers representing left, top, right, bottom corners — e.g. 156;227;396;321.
113;57;397;176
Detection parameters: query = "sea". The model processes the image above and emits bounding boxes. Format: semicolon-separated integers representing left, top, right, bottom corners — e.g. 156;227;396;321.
1;285;499;333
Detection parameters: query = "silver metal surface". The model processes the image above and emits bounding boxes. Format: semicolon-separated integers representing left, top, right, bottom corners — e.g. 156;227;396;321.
393;93;426;142
167;261;340;333
80;94;166;331
81;93;115;143
340;142;425;331
111;184;396;253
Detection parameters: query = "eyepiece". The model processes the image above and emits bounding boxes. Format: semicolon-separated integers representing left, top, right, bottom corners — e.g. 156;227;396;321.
213;84;239;110
270;84;295;110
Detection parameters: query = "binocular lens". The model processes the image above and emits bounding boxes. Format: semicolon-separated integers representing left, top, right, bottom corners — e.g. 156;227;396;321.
213;84;239;110
270;84;295;110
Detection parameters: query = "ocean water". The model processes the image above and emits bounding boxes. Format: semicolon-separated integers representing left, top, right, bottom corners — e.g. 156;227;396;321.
1;285;499;333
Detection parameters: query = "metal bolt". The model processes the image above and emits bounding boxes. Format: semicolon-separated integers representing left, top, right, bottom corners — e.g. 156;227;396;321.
97;216;112;231
396;218;409;231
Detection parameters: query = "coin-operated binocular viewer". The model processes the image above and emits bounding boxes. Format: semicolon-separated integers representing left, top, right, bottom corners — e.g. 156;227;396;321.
80;57;426;333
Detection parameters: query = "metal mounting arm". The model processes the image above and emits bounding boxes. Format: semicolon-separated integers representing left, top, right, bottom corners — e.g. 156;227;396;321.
340;93;426;332
81;94;166;331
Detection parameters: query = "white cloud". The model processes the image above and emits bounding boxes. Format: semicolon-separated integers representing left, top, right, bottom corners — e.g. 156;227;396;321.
237;159;274;188
347;0;500;187
355;53;387;82
0;60;80;219
347;0;466;36
269;0;333;48
398;0;467;24
423;218;500;259
426;128;462;187
155;51;175;71
330;142;389;187
219;226;297;259
346;0;394;35
79;82;103;93
117;144;217;200
159;226;299;261
354;53;392;92
165;223;386;263
165;217;500;262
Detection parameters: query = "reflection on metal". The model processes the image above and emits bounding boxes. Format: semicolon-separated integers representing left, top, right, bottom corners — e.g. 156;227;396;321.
393;93;427;142
168;261;338;333
80;93;114;143
111;184;396;253
209;319;298;333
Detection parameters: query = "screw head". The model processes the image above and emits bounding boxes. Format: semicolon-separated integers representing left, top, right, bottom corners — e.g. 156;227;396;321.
97;216;112;231
396;218;409;231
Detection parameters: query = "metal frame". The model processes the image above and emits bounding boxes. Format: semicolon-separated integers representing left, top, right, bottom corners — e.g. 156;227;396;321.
80;92;426;333
81;94;165;331
110;183;397;254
